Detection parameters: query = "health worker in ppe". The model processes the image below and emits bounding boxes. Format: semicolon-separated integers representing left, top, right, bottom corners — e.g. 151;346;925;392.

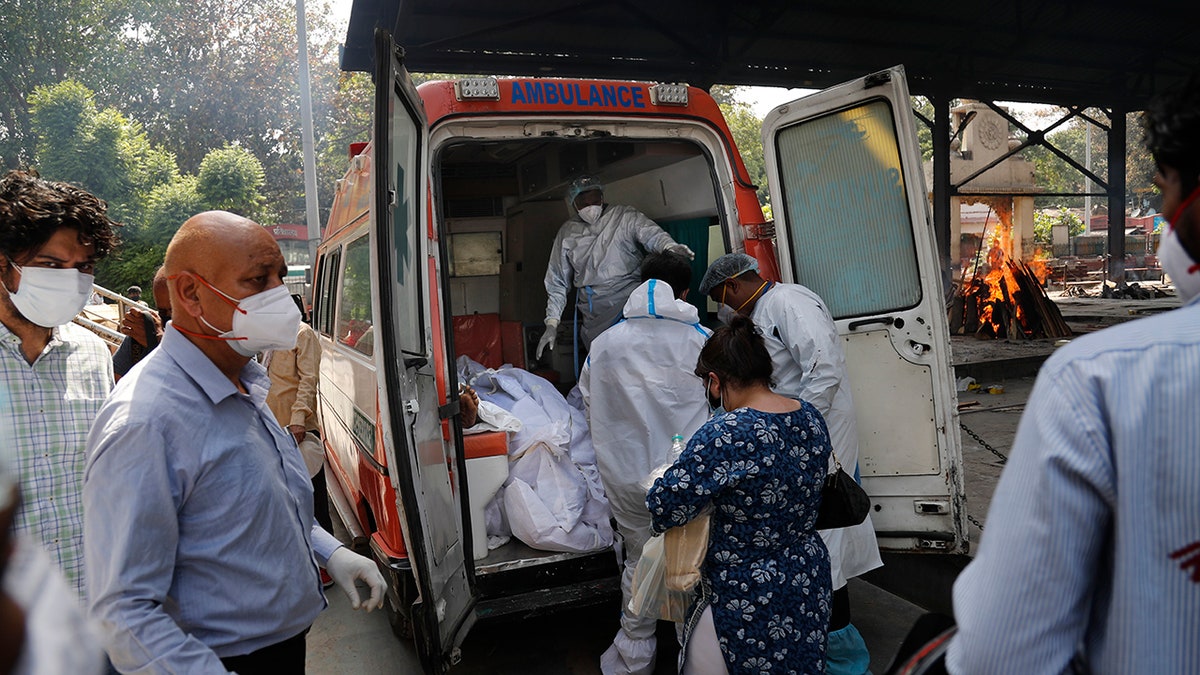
700;252;883;675
538;175;694;359
578;252;710;675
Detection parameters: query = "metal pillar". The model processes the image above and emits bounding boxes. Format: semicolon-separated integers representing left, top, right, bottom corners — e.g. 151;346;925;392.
1107;109;1127;282
296;0;322;270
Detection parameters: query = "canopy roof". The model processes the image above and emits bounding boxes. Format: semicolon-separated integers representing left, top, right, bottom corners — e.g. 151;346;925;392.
342;0;1197;110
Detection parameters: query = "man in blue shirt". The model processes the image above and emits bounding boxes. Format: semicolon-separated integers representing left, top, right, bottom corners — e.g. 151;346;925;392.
947;76;1200;674
84;211;386;674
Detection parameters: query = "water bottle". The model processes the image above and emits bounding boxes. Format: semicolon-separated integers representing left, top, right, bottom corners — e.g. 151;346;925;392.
670;434;686;460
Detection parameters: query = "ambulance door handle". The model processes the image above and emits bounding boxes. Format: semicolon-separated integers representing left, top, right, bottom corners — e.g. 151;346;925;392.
404;356;427;369
848;316;894;331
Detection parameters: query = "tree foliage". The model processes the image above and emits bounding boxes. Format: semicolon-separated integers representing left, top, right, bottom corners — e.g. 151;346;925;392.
28;79;178;226
1033;209;1084;245
719;99;768;209
1022;109;1157;211
0;0;141;169
197;144;266;218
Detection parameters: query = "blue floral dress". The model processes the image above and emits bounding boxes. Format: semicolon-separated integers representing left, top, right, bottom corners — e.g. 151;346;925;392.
647;403;832;674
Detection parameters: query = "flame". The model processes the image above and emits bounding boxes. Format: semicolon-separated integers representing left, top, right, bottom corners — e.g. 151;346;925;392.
1027;251;1050;283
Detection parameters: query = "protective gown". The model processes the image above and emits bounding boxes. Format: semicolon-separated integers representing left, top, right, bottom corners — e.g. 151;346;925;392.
544;205;678;348
578;279;712;675
750;283;883;590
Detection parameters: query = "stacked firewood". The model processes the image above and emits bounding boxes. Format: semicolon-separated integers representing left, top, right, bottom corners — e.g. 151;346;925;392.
950;260;1072;339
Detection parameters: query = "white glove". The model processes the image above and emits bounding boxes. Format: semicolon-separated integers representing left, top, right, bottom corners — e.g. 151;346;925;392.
536;318;559;359
325;546;387;612
667;243;695;261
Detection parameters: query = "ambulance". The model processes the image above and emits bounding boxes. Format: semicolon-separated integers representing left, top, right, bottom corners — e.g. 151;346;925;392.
312;29;965;672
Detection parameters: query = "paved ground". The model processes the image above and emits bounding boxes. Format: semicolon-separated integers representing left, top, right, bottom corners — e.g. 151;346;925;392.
306;294;1172;674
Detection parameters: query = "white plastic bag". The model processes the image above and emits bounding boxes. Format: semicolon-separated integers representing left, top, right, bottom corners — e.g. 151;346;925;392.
297;432;324;478
628;535;692;622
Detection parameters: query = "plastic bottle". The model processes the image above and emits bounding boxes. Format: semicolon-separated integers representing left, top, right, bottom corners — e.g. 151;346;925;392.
670;434;686;460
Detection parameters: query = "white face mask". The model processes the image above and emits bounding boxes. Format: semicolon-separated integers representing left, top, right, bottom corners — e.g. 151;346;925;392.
716;303;738;325
4;263;94;328
195;279;301;357
1158;226;1200;304
578;204;603;225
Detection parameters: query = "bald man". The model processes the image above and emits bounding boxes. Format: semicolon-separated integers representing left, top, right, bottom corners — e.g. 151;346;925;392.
83;211;386;674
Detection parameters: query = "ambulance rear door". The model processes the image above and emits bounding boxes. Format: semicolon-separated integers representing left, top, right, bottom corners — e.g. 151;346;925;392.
761;66;967;553
371;29;475;671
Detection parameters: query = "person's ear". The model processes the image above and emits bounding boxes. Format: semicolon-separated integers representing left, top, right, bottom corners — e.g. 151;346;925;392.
169;273;205;319
680;288;689;302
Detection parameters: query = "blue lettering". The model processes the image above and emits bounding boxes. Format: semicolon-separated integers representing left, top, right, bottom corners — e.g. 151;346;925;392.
511;83;526;103
632;87;646;108
588;84;601;106
602;85;617;106
524;81;543;104
561;82;574;104
545;83;559;104
617;86;631;106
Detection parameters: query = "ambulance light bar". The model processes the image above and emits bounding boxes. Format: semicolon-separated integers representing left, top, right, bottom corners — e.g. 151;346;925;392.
650;84;689;106
455;77;501;101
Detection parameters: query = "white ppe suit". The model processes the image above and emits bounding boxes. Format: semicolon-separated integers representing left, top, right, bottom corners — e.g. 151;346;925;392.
578;279;711;675
750;283;883;589
544;204;678;348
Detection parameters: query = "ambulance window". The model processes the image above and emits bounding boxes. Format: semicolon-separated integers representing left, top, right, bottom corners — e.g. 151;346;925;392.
773;99;922;319
314;248;340;337
387;82;423;355
336;235;374;356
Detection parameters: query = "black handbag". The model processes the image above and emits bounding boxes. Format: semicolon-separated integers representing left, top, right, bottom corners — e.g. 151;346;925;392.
815;450;870;530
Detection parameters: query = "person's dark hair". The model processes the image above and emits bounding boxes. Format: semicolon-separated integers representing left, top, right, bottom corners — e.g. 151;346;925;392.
0;169;120;262
1142;74;1200;189
694;315;774;389
640;250;692;298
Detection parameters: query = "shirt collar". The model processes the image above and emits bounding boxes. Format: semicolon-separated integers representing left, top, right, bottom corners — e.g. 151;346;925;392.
0;320;70;360
159;325;270;405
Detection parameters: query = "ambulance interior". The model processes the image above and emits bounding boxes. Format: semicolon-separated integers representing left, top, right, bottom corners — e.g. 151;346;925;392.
437;137;727;387
432;136;733;570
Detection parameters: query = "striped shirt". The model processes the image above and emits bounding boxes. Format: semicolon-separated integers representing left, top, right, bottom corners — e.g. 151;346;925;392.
948;297;1200;674
0;321;113;596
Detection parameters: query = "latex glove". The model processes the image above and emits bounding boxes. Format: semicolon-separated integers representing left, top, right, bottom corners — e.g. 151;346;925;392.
536;318;559;359
325;547;387;612
667;243;695;261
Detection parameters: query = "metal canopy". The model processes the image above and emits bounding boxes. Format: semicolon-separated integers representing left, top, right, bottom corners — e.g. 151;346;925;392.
342;0;1198;109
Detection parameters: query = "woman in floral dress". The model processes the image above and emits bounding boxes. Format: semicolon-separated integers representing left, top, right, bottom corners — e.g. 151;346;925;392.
647;316;832;674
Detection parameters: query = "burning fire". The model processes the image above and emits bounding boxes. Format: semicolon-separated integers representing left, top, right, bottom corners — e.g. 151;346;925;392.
958;197;1068;339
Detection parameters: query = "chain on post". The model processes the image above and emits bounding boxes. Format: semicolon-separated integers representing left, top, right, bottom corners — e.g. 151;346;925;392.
960;421;1009;464
967;513;986;531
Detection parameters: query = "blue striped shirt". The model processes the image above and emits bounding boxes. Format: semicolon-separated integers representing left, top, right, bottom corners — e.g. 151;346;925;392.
0;321;112;596
948;297;1200;674
84;327;341;671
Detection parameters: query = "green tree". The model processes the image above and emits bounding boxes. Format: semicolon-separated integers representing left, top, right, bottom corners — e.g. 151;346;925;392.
28;79;178;225
112;0;344;225
197;144;266;218
719;100;768;208
0;0;146;169
1033;209;1084;245
1023;109;1156;212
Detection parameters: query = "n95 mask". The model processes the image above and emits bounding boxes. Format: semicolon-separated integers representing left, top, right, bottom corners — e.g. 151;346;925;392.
5;264;93;328
578;205;603;225
192;277;301;357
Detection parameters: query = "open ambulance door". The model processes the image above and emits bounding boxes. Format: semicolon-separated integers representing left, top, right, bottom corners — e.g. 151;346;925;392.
371;29;475;671
761;66;967;554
